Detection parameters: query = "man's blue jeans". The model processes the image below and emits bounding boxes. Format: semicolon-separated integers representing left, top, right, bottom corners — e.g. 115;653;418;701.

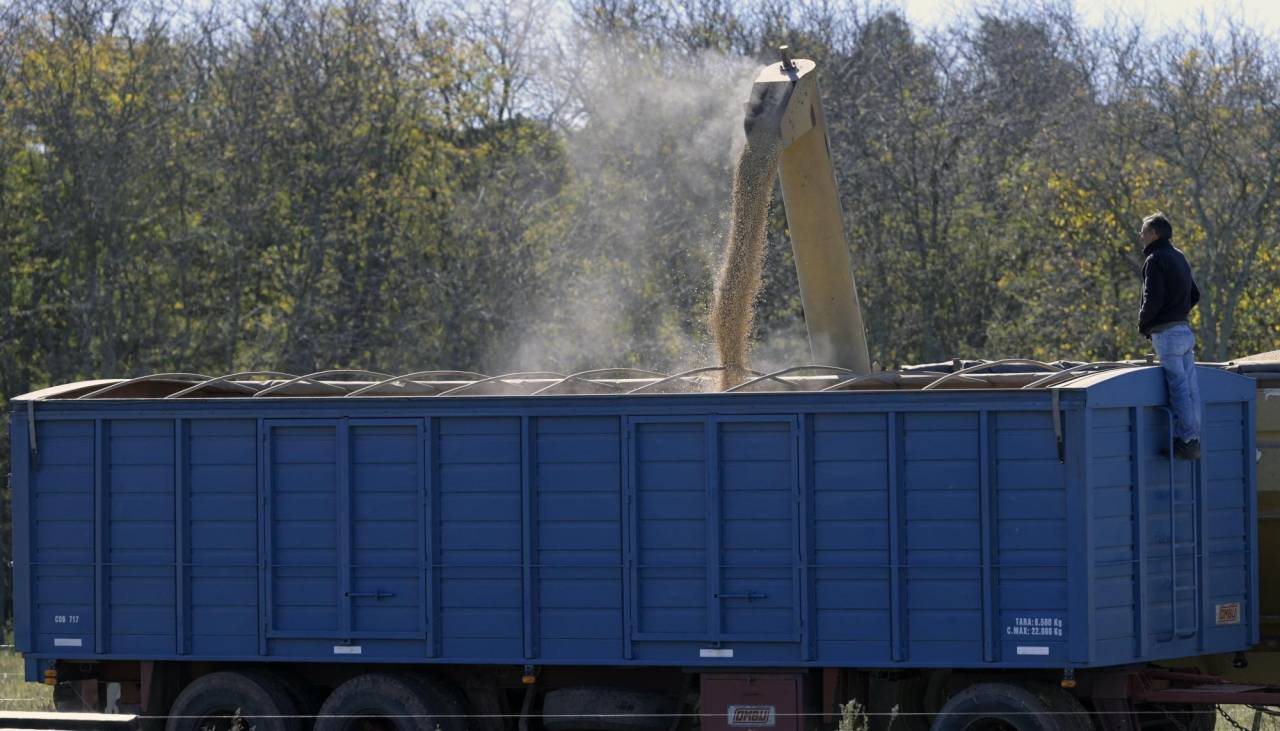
1151;324;1201;443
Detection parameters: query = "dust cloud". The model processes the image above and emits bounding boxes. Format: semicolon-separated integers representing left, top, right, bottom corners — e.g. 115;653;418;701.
501;42;760;378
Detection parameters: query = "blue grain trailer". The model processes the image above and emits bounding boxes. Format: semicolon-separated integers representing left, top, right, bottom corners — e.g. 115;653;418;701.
6;364;1262;731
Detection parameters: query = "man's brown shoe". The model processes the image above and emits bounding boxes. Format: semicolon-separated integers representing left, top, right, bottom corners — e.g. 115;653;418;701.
1174;438;1201;460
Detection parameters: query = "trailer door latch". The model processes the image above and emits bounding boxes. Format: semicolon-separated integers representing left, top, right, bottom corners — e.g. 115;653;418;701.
346;590;395;600
715;592;767;601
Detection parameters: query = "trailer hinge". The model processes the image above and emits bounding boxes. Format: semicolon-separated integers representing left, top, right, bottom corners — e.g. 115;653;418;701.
27;399;37;457
1052;389;1064;463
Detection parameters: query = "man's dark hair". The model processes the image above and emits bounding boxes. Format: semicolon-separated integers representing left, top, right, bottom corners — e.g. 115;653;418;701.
1143;212;1173;240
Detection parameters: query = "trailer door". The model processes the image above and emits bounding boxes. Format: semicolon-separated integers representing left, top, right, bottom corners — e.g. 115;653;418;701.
716;418;801;642
628;416;801;647
347;419;428;639
264;419;427;644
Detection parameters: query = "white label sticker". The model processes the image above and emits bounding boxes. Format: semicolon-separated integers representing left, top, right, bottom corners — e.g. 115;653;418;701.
54;638;83;647
729;706;777;727
700;648;733;658
333;645;363;655
1216;603;1242;625
1016;646;1050;656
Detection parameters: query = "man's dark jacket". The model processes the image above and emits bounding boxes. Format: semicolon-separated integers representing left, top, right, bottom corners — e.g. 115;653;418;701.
1139;237;1200;337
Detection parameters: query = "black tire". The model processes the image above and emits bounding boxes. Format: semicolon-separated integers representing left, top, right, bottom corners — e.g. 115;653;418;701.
542;687;676;731
264;671;324;731
313;672;456;731
1029;684;1094;731
164;670;303;731
410;675;469;731
929;683;1062;731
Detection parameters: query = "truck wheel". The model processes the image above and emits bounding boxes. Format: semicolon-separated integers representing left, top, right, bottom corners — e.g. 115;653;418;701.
930;683;1061;731
412;675;469;731
164;670;302;731
313;673;455;731
542;687;676;731
1029;684;1093;731
264;671;324;731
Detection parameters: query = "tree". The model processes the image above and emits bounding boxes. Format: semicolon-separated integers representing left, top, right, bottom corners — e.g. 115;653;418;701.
1138;23;1280;360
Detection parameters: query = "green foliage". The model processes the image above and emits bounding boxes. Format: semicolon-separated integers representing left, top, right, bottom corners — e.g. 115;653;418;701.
2;0;1279;497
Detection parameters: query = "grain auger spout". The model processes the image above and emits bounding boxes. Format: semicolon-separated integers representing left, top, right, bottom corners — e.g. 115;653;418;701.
746;46;871;375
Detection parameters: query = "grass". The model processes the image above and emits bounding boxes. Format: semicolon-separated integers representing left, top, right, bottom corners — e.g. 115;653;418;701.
1219;706;1280;731
839;700;873;731
0;647;52;712
832;696;1271;731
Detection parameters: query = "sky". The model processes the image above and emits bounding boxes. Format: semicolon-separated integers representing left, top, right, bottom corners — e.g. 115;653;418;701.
897;0;1280;35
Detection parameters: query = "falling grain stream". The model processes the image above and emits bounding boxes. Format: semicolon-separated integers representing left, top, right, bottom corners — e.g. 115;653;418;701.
709;123;782;391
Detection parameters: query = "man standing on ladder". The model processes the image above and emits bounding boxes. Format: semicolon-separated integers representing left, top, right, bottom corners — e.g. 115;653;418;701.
1138;212;1202;460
